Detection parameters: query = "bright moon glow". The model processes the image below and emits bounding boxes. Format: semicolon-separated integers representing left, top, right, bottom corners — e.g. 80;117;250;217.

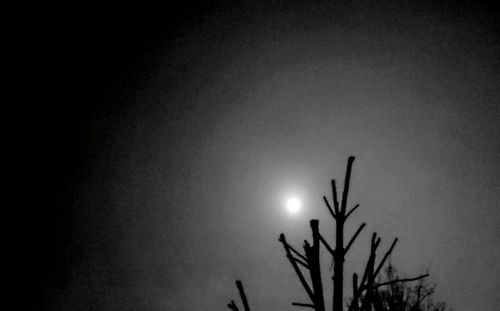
286;197;301;214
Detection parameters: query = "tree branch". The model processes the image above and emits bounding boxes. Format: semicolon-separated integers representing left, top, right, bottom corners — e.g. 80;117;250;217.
236;280;250;311
340;156;355;213
227;300;239;311
293;256;310;269
353;273;358;293
345;203;360;219
373;238;398;278
279;234;309;262
292;302;316;308
331;179;340;214
323;196;337;219
287;242;309;263
359;233;379;291
349;273;360;311
345;223;366;253
279;234;315;302
369;274;429;290
319;234;335;256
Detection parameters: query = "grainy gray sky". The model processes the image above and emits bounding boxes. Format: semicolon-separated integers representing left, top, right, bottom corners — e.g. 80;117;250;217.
37;2;500;311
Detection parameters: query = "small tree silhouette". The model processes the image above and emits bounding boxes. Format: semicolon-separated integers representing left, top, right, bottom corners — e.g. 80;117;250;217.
228;156;439;311
366;263;449;311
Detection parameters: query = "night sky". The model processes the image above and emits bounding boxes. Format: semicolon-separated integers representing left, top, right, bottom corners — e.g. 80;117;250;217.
26;2;499;311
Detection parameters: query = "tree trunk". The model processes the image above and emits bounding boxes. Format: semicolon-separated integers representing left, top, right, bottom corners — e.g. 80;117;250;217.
310;220;325;311
333;219;344;311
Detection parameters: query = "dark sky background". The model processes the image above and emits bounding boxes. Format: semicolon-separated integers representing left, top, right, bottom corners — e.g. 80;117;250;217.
26;1;499;311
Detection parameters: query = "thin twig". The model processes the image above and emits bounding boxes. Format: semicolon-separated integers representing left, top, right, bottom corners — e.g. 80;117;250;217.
345;203;360;219
292;302;316;308
373;238;398;278
345;223;366;253
227;300;239;311
287;243;309;262
293;257;310;269
369;274;429;290
323;196;337;219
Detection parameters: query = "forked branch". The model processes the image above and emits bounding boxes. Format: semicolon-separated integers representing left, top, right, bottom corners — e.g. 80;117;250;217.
349;234;430;311
227;281;250;311
227;300;239;311
279;234;315;302
236;280;250;311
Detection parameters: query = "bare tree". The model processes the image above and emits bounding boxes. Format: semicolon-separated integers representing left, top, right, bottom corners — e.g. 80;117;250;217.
227;156;439;311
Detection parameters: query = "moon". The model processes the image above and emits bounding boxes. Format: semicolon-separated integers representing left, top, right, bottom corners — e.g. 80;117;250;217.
286;197;301;214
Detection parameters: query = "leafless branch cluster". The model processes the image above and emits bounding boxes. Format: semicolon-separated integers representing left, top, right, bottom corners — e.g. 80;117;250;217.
227;156;431;311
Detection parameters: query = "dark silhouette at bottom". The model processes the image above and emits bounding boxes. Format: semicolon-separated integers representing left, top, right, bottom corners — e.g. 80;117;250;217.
227;156;448;311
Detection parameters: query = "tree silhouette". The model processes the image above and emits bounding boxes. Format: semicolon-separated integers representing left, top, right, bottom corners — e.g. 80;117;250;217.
365;263;449;311
228;156;442;311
